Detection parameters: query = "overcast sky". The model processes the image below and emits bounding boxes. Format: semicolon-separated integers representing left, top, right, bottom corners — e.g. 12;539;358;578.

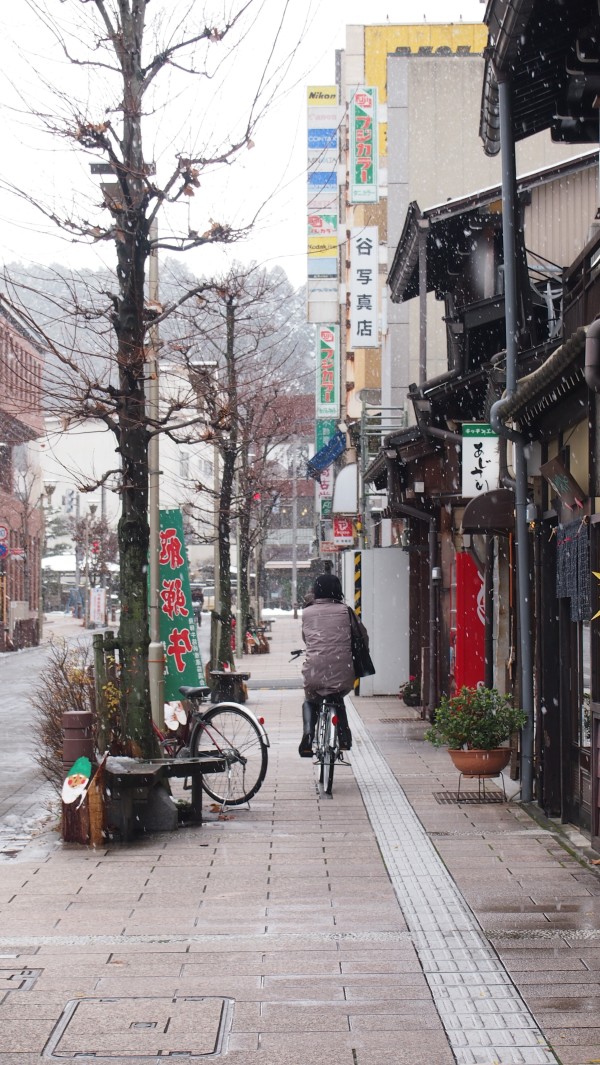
0;0;486;289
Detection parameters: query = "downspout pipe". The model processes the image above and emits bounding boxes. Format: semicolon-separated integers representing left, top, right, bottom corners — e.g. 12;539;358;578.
489;75;534;804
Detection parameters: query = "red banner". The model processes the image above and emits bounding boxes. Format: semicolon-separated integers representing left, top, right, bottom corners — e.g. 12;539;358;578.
453;553;485;690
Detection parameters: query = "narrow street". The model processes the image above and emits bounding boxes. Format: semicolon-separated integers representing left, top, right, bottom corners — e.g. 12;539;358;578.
0;613;90;855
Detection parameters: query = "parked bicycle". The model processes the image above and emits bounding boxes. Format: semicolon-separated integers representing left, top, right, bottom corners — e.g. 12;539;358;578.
153;684;269;806
290;650;349;797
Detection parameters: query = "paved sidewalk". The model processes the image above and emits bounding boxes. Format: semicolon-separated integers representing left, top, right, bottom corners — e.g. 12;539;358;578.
0;615;599;1062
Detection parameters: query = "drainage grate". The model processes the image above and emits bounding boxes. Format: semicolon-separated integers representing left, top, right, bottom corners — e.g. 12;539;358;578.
43;996;234;1058
0;968;42;993
379;716;416;724
434;790;506;805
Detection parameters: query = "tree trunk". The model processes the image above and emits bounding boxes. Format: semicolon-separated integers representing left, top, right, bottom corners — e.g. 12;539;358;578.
240;508;252;632
217;446;235;668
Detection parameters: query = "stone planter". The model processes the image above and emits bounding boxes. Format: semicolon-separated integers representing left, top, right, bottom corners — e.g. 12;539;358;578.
448;747;511;777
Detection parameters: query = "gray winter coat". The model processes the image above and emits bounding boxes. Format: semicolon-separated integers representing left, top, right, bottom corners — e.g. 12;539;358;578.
302;597;369;697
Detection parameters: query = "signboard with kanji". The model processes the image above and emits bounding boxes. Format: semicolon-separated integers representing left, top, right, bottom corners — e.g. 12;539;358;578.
315;325;339;418
350;226;378;348
461;424;499;498
349;87;378;204
157;508;205;698
333;516;355;546
315;418;338;452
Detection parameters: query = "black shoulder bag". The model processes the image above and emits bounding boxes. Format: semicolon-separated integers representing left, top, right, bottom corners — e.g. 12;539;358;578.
348;608;375;678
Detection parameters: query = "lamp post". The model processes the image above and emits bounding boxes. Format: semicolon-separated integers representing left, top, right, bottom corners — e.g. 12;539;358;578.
84;497;99;629
189;358;220;670
39;479;57;629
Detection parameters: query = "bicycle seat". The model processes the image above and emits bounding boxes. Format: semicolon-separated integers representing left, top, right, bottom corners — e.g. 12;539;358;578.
179;685;212;700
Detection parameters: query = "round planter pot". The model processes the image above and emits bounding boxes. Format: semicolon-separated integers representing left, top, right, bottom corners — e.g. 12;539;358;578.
448;747;511;777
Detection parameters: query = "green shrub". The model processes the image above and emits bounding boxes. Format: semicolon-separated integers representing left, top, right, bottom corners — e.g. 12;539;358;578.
424;686;527;750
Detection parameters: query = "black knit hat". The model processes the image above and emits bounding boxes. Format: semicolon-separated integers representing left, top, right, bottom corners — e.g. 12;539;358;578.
313;573;343;601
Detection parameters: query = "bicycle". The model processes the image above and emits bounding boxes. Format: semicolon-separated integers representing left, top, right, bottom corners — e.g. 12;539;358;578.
290;650;349;798
153;684;269;806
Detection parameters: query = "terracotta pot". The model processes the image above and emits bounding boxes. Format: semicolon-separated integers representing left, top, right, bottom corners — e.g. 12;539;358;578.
448;747;511;777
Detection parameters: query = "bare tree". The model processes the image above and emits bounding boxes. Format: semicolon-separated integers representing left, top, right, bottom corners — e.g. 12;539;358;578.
0;1;304;755
170;262;313;666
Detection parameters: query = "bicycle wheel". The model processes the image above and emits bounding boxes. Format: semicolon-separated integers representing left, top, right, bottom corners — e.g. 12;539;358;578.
192;704;268;805
322;743;335;795
315;711;327;784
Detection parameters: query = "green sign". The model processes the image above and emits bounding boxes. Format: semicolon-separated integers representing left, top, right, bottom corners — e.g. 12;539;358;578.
321;498;333;518
316;325;339;418
316;418;337;451
157;508;204;698
349;87;378;204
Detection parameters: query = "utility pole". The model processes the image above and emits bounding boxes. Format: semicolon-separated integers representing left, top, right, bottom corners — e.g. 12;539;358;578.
147;217;164;728
291;438;298;618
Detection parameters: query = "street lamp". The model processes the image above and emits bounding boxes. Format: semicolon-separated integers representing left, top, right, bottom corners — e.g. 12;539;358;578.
84;497;99;629
189;357;220;670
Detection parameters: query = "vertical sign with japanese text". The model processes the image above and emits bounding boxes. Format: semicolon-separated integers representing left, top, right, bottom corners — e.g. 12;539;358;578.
307;86;339;283
315;418;338;452
461;424;499;498
349;88;378;204
316;325;340;418
157;508;205;699
350;226;378;347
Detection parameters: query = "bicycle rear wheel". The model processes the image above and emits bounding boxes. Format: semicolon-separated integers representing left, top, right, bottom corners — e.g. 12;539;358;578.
322;744;335;795
192;703;268;805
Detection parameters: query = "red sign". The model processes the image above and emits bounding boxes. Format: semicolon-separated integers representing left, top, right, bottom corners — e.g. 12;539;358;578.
333;517;354;545
452;553;485;690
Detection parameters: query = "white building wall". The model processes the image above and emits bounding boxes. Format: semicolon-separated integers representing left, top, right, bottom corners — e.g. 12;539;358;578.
342;547;410;696
40;414;216;572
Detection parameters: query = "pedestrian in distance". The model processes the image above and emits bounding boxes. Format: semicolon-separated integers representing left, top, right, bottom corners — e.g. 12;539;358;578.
298;572;370;757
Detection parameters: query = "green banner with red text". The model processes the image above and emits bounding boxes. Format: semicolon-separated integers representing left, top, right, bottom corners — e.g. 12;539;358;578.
158;508;205;699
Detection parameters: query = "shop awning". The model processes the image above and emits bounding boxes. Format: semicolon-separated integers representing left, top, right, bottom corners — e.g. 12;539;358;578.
461;488;515;533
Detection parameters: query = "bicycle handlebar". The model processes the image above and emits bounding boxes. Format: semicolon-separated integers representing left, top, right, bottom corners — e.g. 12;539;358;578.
290;648;305;661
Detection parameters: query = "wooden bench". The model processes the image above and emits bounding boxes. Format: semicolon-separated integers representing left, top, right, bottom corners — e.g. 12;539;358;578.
104;754;227;841
209;669;251;702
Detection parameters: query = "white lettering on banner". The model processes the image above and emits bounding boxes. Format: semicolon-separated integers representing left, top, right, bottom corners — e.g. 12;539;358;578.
350;227;378;348
461;424;499;497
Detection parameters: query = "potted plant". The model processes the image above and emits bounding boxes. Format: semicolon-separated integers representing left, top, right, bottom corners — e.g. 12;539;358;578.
424;686;527;776
399;675;421;707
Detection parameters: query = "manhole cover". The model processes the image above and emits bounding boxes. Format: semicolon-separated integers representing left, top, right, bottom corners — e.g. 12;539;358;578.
434;791;505;805
43;996;233;1058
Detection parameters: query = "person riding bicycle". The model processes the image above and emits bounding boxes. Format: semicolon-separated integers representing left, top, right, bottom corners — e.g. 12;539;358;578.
298;572;370;757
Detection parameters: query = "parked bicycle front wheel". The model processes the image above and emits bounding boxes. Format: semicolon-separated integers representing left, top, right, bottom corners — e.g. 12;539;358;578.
192;704;268;805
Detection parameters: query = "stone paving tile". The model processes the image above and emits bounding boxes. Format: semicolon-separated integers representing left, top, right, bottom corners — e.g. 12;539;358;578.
517;984;600;1001
544;1027;600;1045
258;1030;456;1064
554;1047;600;1064
0;1020;56;1053
496;950;588;971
